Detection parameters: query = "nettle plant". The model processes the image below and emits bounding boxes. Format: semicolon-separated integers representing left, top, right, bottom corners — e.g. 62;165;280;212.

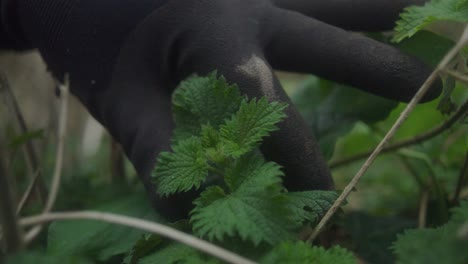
144;72;352;262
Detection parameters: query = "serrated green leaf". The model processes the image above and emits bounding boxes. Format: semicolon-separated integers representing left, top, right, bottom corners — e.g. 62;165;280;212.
220;98;287;157
392;200;468;264
260;242;357;264
172;72;244;141
191;190;293;245
152;137;209;196
191;155;291;245
393;0;468;42
287;191;338;225
224;152;284;194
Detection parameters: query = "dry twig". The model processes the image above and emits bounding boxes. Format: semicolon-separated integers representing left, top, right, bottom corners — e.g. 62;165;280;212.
24;75;70;243
20;211;256;264
0;73;47;202
308;25;468;242
330;99;468;169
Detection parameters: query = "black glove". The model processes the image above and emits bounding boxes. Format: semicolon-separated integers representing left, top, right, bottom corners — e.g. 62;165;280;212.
1;0;441;219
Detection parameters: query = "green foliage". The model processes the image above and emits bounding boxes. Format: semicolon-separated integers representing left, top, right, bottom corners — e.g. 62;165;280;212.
47;192;165;262
139;244;220;264
220;98;287;157
395;31;454;67
260;242;356;264
153;72;337;250
287;191;339;225
292;77;397;159
392;200;468;264
172;72;244;141
393;0;468;43
6;251;91;264
8;129;44;149
153;74;287;197
343;213;415;264
191;154;293;245
153;137;209;196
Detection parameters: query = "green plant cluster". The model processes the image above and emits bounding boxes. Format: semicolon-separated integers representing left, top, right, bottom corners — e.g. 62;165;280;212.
146;72;348;262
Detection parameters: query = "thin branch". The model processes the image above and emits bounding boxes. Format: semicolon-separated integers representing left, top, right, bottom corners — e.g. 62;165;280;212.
307;25;468;242
418;190;429;229
453;151;468;205
0;72;47;202
24;75;70;244
442;69;468;84
16;169;41;215
0;149;23;253
20;211;256;264
330;99;468;169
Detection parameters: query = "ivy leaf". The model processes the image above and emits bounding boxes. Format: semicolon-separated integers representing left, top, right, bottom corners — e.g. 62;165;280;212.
393;0;468;43
392;200;468;264
287;191;338;225
172;72;244;141
260;242;357;264
152;137;209;196
220;98;287;157
191;154;293;245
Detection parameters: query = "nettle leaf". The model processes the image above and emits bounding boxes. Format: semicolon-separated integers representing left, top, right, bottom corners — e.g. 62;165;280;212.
260;242;357;264
153;137;209;196
220;98;287;157
172;73;244;140
191;155;292;245
393;0;468;43
191;190;292;245
224;152;284;193
287;191;338;225
392;200;468;264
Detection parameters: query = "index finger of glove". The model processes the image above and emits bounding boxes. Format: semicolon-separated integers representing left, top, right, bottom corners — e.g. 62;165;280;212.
264;7;442;102
270;0;428;31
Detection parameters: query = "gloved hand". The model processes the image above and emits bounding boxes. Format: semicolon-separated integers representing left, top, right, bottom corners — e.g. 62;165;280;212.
2;0;441;219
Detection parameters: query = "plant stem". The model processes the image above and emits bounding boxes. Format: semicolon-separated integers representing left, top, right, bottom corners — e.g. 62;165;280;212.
308;25;468;242
24;75;70;244
330;99;468;169
0;150;23;253
0;73;47;203
442;69;468;85
453;151;468;205
20;211;256;264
